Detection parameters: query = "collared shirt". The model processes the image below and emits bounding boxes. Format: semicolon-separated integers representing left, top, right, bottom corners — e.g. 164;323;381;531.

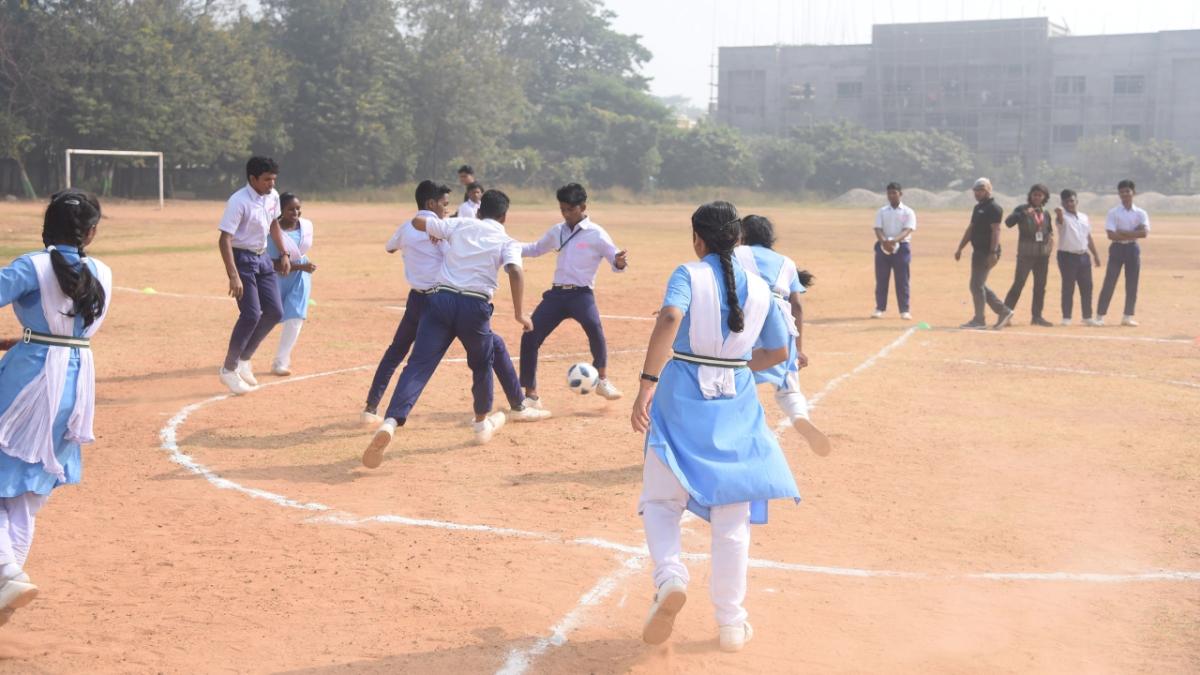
1057;210;1092;253
456;200;480;218
1105;203;1150;245
874;202;917;243
426;216;522;299
1005;204;1054;257
217;184;280;251
969;198;1003;251
385;209;444;290
521;216;623;288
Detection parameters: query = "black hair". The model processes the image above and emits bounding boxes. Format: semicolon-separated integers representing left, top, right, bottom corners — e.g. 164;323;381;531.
741;214;815;287
691;201;744;333
886;182;902;192
464;181;483;199
1117;178;1136;192
457;165;474;175
1060;188;1077;201
415;180;452;210
280;192;300;210
478;189;510;220
246;156;279;179
555;183;587;206
42;190;106;328
1027;183;1050;204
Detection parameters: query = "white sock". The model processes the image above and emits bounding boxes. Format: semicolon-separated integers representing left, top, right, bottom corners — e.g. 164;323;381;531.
274;319;304;368
236;359;252;371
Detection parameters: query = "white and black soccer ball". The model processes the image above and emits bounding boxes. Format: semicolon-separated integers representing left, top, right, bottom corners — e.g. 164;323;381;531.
566;362;600;395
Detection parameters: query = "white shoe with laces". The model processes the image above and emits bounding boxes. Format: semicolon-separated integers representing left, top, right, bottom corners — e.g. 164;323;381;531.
719;621;754;653
473;411;507;444
899;312;912;320
1095;315;1106;326
362;418;396;469
1083;317;1102;327
870;309;884;319
596;378;622;400
1121;315;1139;327
360;409;383;425
219;367;253;395
509;405;551;422
1061;318;1073;326
520;396;543;410
236;360;259;387
0;577;37;613
641;577;687;645
271;360;291;376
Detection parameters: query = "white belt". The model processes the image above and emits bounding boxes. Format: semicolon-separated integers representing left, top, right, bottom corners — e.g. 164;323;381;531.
672;351;746;369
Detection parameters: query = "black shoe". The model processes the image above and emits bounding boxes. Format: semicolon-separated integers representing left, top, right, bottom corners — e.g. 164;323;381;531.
959;319;987;329
992;308;1014;329
1031;316;1053;327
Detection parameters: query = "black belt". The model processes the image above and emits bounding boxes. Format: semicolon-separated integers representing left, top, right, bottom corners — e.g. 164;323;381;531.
672;351;746;368
435;285;489;301
22;328;89;349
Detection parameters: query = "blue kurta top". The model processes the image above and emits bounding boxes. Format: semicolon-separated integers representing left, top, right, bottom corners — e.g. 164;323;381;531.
746;245;805;389
0;247;94;496
646;254;800;524
267;226;312;321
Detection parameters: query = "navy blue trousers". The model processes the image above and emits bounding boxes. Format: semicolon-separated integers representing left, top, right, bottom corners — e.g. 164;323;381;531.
1097;243;1140;317
519;287;607;391
370;289;521;414
873;241;911;312
224;249;282;371
1056;251;1094;320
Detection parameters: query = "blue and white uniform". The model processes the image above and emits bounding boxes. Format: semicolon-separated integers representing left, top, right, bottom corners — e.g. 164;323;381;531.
640;253;798;629
0;247;111;570
266;218;314;372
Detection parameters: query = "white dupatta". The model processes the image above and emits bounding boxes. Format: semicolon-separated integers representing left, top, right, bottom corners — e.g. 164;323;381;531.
0;252;112;479
279;218;314;260
734;245;799;337
682;260;770;399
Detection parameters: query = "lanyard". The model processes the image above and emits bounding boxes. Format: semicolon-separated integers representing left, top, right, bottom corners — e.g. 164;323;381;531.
557;223;585;251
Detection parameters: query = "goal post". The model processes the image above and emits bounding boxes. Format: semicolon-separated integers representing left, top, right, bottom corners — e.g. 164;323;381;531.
65;149;164;209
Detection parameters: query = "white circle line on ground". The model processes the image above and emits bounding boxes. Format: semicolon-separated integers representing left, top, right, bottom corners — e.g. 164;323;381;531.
156;336;1200;583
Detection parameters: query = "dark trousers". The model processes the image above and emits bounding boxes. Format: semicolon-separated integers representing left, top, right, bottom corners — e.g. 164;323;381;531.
384;291;509;422
224;249;282;371
1097;243;1141;317
873;241;911;312
1003;254;1050;319
519;287;607;391
1057;251;1094;320
969;250;1007;321
367;289;521;410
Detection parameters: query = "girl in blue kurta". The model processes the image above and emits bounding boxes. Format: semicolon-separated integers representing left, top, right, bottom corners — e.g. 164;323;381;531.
631;201;799;653
266;193;316;376
0;190;111;624
735;215;831;456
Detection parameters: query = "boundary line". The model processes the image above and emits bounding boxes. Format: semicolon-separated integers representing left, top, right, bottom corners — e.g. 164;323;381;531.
941;358;1200;391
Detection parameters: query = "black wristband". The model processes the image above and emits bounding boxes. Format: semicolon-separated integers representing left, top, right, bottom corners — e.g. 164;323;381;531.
640;372;659;383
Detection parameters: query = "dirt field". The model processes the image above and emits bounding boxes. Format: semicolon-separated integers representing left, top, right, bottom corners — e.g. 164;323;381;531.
0;197;1196;674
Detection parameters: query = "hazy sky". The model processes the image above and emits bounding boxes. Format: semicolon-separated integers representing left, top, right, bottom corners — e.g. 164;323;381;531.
601;0;1200;107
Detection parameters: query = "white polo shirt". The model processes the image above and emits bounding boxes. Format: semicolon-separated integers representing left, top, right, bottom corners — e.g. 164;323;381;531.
874;202;917;243
1105;204;1150;245
456;200;480;218
1057;210;1092;254
521;217;623;288
217;184;280;251
385;209;444;290
426;217;522;299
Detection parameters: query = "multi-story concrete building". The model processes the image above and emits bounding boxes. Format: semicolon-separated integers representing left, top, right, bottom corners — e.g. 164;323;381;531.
717;18;1200;168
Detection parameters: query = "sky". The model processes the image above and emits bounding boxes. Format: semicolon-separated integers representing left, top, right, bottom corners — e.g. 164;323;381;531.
600;0;1200;108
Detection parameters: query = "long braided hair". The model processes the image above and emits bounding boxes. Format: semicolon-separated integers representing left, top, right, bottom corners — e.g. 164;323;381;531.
42;189;106;328
741;214;815;288
691;201;744;333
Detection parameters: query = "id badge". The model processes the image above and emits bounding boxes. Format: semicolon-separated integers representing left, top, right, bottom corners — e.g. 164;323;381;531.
1035;230;1044;242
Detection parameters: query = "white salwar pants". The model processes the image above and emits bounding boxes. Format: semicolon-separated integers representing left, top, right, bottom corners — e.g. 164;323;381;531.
640;450;750;627
273;318;304;370
0;493;48;568
774;371;811;421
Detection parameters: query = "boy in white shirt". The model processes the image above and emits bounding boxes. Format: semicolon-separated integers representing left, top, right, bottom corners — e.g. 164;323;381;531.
1053;189;1102;326
1097;179;1150;326
871;181;916;320
457;182;482;218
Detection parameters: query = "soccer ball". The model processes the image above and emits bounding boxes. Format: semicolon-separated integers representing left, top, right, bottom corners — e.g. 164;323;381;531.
566;362;599;395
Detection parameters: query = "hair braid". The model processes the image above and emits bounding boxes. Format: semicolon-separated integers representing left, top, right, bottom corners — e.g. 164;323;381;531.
716;249;744;333
43;190;106;328
691;200;745;333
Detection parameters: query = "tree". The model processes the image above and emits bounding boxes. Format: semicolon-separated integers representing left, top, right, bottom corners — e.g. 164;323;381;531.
751;135;815;193
658;122;759;189
1130;138;1197;193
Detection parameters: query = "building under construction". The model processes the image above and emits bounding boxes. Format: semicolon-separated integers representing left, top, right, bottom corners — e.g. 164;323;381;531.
717;17;1200;168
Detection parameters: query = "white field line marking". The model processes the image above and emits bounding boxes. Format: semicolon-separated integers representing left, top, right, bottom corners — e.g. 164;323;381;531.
943;358;1200;390
157;337;1200;583
495;556;643;675
115;285;232;301
957;328;1191;345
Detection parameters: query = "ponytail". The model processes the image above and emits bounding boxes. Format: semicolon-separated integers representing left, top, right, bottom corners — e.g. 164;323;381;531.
43;190;106;328
716;249;744;332
797;270;815;288
691;200;745;333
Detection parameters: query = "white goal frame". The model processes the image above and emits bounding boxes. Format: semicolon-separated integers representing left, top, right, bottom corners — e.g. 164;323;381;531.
65;149;164;209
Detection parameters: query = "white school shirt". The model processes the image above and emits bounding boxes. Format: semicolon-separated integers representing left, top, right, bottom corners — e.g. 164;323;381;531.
456;200;480;218
874;202;917;243
385;210;445;290
521;217;623;288
1057;210;1092;253
217;184;280;251
1105;204;1150;245
426;216;523;299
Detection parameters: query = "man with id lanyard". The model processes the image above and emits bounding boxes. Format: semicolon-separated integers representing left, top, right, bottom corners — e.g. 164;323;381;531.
999;183;1054;327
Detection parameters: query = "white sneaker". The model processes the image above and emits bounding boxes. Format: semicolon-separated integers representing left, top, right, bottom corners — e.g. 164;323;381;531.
271;360;291;376
1121;315;1139;327
520;396;543;410
509;405;551;422
596;378;622;400
870;309;884;319
1083;317;1102;327
641;577;687;645
718;621;754;653
360;409;383;425
236;360;258;387
1061;318;1072;326
899;312;912;320
473;411;507;444
362;419;396;469
0;578;37;612
219;367;253;395
1095;315;1106;326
